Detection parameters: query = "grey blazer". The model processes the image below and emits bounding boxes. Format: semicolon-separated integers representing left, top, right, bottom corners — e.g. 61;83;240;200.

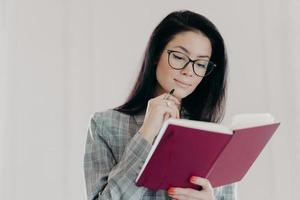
84;108;237;200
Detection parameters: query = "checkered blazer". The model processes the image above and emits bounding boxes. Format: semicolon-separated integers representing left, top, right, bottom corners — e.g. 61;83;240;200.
84;108;237;200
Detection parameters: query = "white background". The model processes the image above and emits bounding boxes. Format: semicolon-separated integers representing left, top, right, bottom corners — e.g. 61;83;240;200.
1;0;299;199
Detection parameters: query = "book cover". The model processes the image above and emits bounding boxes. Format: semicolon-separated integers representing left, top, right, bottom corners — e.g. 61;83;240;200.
135;113;280;190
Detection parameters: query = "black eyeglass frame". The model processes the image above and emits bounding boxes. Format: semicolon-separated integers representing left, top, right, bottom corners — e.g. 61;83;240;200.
166;49;217;77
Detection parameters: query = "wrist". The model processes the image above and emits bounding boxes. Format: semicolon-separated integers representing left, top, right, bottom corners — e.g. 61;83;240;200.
138;126;155;144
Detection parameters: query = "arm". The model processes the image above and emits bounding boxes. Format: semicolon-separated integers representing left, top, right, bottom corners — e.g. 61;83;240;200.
84;113;152;200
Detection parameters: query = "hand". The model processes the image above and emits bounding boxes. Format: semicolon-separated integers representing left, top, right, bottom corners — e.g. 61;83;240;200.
139;92;181;144
167;176;215;200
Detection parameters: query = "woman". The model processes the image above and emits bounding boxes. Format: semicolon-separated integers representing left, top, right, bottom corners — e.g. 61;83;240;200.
84;10;237;200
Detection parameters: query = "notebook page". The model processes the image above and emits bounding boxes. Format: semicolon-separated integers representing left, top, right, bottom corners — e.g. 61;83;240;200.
166;118;233;134
228;113;275;130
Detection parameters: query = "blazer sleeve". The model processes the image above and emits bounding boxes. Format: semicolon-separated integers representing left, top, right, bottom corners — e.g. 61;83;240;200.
83;112;152;200
214;183;238;200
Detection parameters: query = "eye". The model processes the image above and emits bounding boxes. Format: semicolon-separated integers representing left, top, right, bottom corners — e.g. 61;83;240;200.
173;54;184;60
196;63;206;68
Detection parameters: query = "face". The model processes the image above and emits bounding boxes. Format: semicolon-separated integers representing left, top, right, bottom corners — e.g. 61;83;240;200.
154;31;212;100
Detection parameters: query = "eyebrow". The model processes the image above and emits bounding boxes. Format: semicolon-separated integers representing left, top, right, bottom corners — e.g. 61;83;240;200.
173;45;210;59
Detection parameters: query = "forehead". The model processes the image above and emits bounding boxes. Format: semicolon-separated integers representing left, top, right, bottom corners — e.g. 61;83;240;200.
166;31;212;57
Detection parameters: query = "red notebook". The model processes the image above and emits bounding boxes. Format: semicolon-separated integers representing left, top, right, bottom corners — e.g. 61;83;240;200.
135;113;280;190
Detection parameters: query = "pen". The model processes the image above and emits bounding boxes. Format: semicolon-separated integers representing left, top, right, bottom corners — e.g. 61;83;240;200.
163;88;175;100
163;89;176;120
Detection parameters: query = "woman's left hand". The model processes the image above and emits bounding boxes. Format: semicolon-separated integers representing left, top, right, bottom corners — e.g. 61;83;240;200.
167;176;215;200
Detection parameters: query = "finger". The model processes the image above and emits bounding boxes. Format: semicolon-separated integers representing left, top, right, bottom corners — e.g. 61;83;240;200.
163;101;179;119
160;93;181;106
169;195;199;200
169;101;179;119
163;112;170;121
155;95;180;110
168;193;188;200
168;95;181;107
168;187;204;200
190;176;213;191
162;106;177;121
159;104;172;121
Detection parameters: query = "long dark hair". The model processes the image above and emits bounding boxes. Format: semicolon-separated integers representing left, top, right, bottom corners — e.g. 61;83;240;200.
114;10;228;123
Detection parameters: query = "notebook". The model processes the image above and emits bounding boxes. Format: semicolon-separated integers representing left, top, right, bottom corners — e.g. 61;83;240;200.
135;113;281;190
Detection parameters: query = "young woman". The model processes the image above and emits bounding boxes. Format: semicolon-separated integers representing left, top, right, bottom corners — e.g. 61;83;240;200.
84;10;237;200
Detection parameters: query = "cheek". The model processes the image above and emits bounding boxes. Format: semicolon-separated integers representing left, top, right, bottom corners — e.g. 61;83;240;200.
190;78;203;90
156;57;174;81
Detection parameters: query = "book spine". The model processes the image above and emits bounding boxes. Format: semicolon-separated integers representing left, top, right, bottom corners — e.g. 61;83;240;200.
205;135;233;179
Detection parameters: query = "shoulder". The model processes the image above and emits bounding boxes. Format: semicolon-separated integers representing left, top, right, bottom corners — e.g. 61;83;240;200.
88;109;133;141
90;108;132;130
91;108;130;124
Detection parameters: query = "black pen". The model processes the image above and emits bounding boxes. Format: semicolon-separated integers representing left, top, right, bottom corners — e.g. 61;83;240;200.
170;88;175;95
164;88;175;100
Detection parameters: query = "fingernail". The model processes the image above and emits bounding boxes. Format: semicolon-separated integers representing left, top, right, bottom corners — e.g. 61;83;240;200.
167;187;176;194
190;176;198;183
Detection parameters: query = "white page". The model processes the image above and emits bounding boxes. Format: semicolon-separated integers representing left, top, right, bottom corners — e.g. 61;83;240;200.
165;118;233;134
228;113;275;130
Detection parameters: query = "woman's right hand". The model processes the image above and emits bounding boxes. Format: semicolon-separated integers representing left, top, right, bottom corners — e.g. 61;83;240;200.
139;92;181;144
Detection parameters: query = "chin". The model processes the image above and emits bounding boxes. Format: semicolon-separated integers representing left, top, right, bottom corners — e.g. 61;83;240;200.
173;88;190;99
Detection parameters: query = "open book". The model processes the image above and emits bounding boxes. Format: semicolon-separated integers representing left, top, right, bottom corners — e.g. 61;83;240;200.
135;113;280;190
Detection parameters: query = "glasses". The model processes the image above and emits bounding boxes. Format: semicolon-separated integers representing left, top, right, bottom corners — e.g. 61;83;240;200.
166;49;216;77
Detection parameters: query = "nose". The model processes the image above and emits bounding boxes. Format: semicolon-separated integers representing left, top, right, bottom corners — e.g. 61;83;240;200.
180;61;194;77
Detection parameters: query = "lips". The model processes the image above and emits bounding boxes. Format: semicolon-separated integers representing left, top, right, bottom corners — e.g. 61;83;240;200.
174;79;192;87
